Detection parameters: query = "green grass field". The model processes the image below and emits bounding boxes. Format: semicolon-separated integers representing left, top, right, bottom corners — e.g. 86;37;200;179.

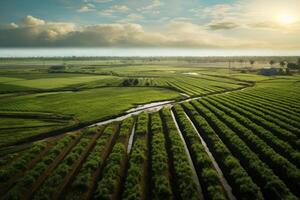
0;58;299;200
0;60;283;147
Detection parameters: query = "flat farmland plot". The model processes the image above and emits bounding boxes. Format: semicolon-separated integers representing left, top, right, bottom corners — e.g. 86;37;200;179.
0;60;299;200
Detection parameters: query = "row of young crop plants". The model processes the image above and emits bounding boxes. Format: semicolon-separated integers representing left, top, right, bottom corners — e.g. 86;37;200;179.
239;89;300;116
3;132;81;199
181;98;299;199
0;108;237;199
156;76;244;97
173;104;263;200
1;116;135;200
123;108;232;200
1;94;299;200
166;78;219;96
205;96;300;168
195;99;300;195
219;93;300;143
222;92;300;132
235;90;300;123
245;87;300;105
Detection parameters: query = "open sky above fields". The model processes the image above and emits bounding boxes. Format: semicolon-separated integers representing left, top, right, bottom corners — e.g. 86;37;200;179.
0;0;300;51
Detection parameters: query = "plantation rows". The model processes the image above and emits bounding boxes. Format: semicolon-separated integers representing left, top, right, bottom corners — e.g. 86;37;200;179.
178;88;300;199
1;87;299;199
119;75;247;97
150;75;248;97
0;110;224;199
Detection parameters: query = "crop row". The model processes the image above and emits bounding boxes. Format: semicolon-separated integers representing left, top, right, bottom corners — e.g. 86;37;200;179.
214;94;300;149
207;96;300;168
160;108;201;200
0;141;47;183
224;92;300;130
150;112;173;200
239;91;300;117
249;89;300;107
118;117;135;144
33;134;93;199
167;80;200;96
170;106;226;200
238;91;300;124
94;117;134;199
94;143;126;199
122;112;149;200
190;100;297;199
174;77;213;93
65;125;115;199
179;103;263;200
4;133;79;200
220;93;300;137
197;99;300;196
229;88;300;118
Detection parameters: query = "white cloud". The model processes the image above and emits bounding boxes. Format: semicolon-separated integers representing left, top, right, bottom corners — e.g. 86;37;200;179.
22;15;45;27
99;5;129;16
0;23;18;30
77;3;96;12
207;20;239;30
191;0;300;31
1;15;300;49
138;0;163;11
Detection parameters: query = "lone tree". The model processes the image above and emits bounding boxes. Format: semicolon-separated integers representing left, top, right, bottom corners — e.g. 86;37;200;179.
269;60;275;67
250;60;255;67
279;61;286;68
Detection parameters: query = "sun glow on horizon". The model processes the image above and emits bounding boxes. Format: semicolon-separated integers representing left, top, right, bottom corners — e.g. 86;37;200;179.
278;13;296;25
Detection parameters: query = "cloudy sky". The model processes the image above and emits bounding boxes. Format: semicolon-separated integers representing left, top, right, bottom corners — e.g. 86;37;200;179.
0;0;300;49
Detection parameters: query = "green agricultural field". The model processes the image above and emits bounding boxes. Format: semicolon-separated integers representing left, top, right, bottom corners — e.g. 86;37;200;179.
0;87;180;121
0;87;180;147
0;57;299;200
0;74;122;91
0;59;258;147
1;75;116;89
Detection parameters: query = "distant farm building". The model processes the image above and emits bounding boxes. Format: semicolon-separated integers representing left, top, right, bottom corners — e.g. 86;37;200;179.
48;64;67;72
260;68;281;76
287;63;300;71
